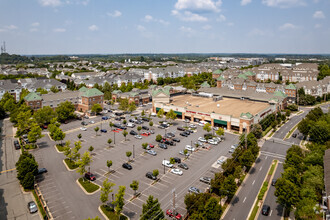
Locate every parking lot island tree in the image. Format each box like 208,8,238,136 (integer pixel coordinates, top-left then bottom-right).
94,126,99,136
107,138,112,148
184,149,189,158
128,102,137,113
27,124,44,147
166,109,177,124
141,110,145,116
203,123,212,135
88,146,94,154
122,130,128,141
215,127,225,138
52,127,66,145
33,106,57,126
152,169,159,179
140,195,164,220
130,180,139,196
100,179,115,205
156,134,162,142
77,133,82,141
109,122,114,130
170,157,175,164
106,160,112,172
76,151,92,180
126,151,132,162
91,103,102,115
114,185,126,215
137,126,142,134
142,143,148,150
157,108,165,119
16,151,38,189
149,121,153,127
118,99,129,111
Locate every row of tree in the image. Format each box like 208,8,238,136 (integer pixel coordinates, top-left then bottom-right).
16,151,39,189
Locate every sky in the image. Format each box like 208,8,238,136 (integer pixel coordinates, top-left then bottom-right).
0,0,329,55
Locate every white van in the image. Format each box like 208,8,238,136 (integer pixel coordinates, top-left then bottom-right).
127,123,135,128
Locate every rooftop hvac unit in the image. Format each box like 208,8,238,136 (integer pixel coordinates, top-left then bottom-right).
217,104,220,108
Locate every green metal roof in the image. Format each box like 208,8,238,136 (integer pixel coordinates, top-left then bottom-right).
152,89,170,97
149,85,157,89
200,81,211,88
82,88,104,97
240,112,253,119
244,71,256,76
213,69,223,74
238,74,248,79
24,92,42,101
273,91,287,98
216,75,225,81
79,86,88,92
112,90,121,94
285,84,296,90
129,92,139,97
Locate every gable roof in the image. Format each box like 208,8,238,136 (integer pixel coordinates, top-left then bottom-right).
79,86,88,92
213,69,223,74
285,84,296,90
152,88,170,97
24,92,42,101
216,75,225,81
273,91,287,98
200,81,211,88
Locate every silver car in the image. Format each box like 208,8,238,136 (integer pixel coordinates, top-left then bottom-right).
28,201,37,213
146,150,157,156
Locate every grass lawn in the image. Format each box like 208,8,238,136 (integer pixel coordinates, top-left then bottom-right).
78,178,100,193
56,144,66,152
100,205,127,220
32,190,47,219
64,159,79,170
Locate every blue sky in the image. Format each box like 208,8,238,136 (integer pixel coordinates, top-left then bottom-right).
0,0,329,55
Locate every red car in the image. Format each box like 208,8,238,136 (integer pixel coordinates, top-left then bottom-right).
85,172,96,181
166,209,182,220
148,144,154,148
142,132,151,136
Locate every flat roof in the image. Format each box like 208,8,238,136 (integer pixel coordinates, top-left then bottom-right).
170,94,270,118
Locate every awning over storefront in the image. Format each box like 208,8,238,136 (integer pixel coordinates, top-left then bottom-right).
174,111,182,116
214,119,227,126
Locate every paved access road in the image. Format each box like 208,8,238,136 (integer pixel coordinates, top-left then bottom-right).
0,119,40,220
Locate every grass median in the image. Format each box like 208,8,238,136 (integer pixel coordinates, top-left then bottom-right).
64,159,79,170
100,205,127,220
32,190,47,219
285,124,298,139
56,144,66,152
78,178,100,193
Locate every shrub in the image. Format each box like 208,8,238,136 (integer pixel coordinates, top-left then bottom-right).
78,178,100,193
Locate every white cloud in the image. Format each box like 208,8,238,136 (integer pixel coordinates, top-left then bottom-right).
202,25,212,30
172,10,208,22
31,22,40,27
30,28,38,32
174,0,222,12
279,23,298,30
314,24,322,28
53,28,66,32
313,11,325,19
180,26,194,33
262,0,306,8
88,25,98,31
144,15,153,22
5,25,18,30
216,14,226,22
137,25,146,32
107,10,122,17
158,19,170,26
241,0,252,6
39,0,62,7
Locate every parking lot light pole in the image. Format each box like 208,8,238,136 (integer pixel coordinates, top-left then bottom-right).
164,158,166,174
190,140,193,154
133,145,135,159
114,131,116,144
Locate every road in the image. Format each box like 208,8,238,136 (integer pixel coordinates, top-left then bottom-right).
0,119,40,220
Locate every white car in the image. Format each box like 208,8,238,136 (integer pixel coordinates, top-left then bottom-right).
189,124,197,128
208,139,218,145
151,113,157,117
89,120,95,124
135,135,142,139
198,137,207,142
217,159,225,165
185,145,196,152
231,144,238,149
170,168,183,176
80,127,87,131
162,160,173,168
127,123,135,128
179,150,190,156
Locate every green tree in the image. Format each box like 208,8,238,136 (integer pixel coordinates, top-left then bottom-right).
16,110,34,135
19,88,30,101
27,124,44,145
100,179,115,205
88,146,94,153
211,172,226,196
156,134,162,142
153,169,159,178
126,151,132,162
76,151,92,179
94,127,99,136
122,130,128,141
128,102,137,112
114,186,126,214
130,180,139,196
294,198,317,220
107,138,112,147
118,99,129,111
33,106,57,126
203,197,222,220
142,143,148,150
50,85,59,93
309,120,330,144
91,103,102,115
183,149,189,158
52,127,66,145
215,127,225,137
77,133,82,141
203,123,212,133
56,101,75,122
275,177,300,212
85,217,101,220
109,122,114,130
106,160,112,172
137,126,142,134
166,109,177,123
140,195,164,220
157,108,165,118
149,121,153,127
141,110,145,116
21,172,35,190
251,124,262,139
238,149,255,171
222,175,237,200
16,152,38,189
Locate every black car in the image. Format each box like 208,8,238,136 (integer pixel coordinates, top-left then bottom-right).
271,179,277,186
162,140,174,146
292,133,297,138
146,172,157,180
173,157,181,163
14,140,20,150
135,120,143,124
84,172,96,181
184,130,191,135
130,130,138,135
167,132,175,137
261,205,270,216
177,126,185,131
81,121,88,126
120,116,126,120
180,132,188,137
159,143,168,149
142,117,150,122
129,119,135,123
115,117,121,121
178,163,188,170
122,163,132,170
115,112,124,116
142,126,149,130
37,168,48,175
199,177,211,184
101,129,107,133
172,138,180,142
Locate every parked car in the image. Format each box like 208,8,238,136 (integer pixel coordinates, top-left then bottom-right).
170,168,183,176
198,137,207,142
122,163,132,170
89,120,95,124
102,116,109,120
188,187,200,194
231,144,238,149
159,143,168,149
148,144,154,148
84,172,96,181
135,135,142,139
80,127,87,131
167,132,175,137
127,123,135,128
189,124,197,128
27,201,38,213
146,172,157,180
142,131,151,136
173,157,181,163
208,139,218,145
229,148,235,153
261,205,270,216
81,121,88,126
115,117,121,121
217,159,225,165
179,150,190,157
100,129,107,133
177,126,185,131
172,138,180,142
162,160,173,168
129,130,138,135
146,150,157,156
162,140,174,146
150,130,155,134
272,179,277,186
200,177,211,184
142,117,150,122
14,140,20,150
37,168,48,175
180,132,188,137
185,145,195,152
158,125,165,129
292,133,297,138
166,209,182,220
178,163,189,170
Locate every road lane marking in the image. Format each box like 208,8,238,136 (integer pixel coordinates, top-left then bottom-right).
252,180,255,185
0,167,16,173
243,197,246,203
259,166,262,171
270,210,273,216
265,156,268,160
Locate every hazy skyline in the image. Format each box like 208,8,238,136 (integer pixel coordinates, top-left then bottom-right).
0,0,329,55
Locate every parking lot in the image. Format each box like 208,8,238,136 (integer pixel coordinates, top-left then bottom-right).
33,107,239,219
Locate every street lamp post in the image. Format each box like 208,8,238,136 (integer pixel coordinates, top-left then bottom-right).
190,140,193,154
114,131,116,144
133,145,135,159
164,158,166,174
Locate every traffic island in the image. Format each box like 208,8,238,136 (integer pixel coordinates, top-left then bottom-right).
55,144,66,153
63,159,78,171
129,192,141,201
77,178,100,195
99,205,128,220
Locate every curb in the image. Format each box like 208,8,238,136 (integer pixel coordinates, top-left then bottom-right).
54,144,63,153
98,206,109,220
62,160,77,172
76,179,100,195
